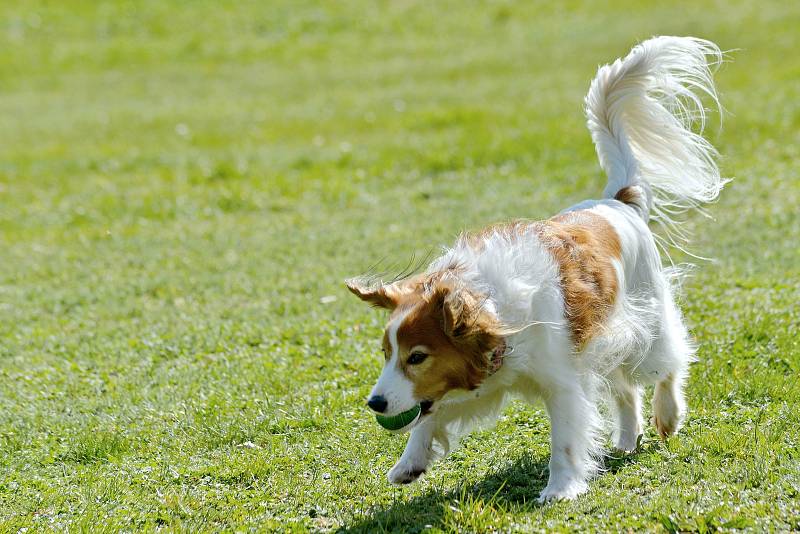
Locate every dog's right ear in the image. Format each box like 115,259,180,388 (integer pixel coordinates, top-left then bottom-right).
345,278,397,309
345,275,425,310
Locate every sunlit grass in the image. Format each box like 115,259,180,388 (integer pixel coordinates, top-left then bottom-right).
1,0,798,531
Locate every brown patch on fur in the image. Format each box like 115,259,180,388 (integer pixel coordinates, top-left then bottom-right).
455,210,622,348
345,274,427,309
614,185,639,206
386,276,506,401
614,185,649,219
538,210,622,348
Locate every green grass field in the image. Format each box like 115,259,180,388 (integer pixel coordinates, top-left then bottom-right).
1,0,799,531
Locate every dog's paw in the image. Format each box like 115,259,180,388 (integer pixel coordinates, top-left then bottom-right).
652,413,683,439
613,432,644,454
537,480,588,503
387,461,426,485
652,379,685,439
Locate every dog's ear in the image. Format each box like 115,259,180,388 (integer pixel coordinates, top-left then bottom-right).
345,278,397,309
433,282,504,355
345,275,425,310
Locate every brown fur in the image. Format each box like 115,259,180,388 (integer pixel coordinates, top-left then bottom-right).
459,210,622,348
539,210,622,347
373,276,506,400
345,274,427,309
614,185,640,206
614,184,649,218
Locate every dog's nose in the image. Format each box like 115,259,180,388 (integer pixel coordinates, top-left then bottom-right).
367,395,388,413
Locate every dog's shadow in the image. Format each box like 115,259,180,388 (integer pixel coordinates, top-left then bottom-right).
339,453,548,533
339,447,649,533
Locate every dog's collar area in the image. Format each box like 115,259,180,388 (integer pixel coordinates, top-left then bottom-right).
488,341,508,376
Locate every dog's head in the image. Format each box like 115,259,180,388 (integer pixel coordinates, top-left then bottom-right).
346,272,505,427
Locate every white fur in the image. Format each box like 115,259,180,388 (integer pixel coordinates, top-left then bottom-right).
372,306,417,416
380,36,724,501
584,35,727,252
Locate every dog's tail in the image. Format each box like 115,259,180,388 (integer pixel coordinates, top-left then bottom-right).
585,36,727,251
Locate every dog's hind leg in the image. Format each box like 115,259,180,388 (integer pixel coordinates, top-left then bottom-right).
653,371,686,439
608,368,643,452
638,291,694,439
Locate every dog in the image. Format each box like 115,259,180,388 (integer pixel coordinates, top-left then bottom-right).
346,36,726,502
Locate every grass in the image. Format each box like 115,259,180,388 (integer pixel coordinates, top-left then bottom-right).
1,0,799,531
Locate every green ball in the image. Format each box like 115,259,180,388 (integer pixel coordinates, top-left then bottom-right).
375,404,421,431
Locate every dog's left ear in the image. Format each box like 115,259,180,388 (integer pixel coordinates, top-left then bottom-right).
345,275,425,310
435,283,505,355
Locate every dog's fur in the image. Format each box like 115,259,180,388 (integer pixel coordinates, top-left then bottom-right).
346,36,726,501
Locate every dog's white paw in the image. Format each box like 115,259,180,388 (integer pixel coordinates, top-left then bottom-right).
387,461,427,485
613,432,643,454
537,479,588,503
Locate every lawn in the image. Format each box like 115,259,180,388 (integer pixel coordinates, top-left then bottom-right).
1,0,799,531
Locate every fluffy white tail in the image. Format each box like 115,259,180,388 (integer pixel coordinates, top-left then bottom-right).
585,36,726,249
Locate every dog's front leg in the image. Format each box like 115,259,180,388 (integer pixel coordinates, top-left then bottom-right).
538,387,601,502
387,417,435,484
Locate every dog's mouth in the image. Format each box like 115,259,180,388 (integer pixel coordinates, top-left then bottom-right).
420,400,434,416
374,400,435,433
400,400,434,433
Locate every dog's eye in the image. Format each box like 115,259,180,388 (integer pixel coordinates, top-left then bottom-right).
407,352,428,365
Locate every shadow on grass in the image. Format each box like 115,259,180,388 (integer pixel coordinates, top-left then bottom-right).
340,452,550,533
340,445,654,533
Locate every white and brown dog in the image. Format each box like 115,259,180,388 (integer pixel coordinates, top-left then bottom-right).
346,36,726,501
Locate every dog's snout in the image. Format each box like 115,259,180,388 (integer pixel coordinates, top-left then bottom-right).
367,395,388,413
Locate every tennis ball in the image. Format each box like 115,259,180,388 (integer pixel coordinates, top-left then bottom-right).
375,404,421,431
